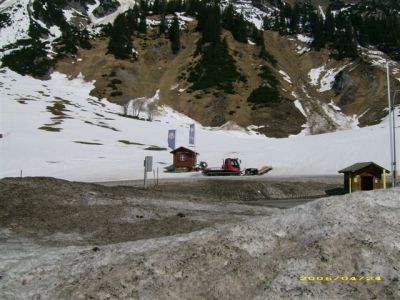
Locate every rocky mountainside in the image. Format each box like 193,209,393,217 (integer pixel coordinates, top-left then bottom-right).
1,0,399,137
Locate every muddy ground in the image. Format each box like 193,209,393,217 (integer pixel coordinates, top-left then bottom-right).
0,177,399,299
0,176,341,246
99,175,345,201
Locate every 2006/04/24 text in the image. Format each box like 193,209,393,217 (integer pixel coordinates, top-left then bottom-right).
300,276,382,281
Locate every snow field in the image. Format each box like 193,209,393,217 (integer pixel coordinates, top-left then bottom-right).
1,68,399,182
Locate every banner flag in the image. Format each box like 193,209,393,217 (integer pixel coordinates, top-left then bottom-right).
168,129,176,149
189,124,195,145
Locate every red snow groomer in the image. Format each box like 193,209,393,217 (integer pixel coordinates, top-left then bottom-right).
202,158,241,176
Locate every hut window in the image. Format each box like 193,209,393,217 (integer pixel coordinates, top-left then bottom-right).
179,154,186,161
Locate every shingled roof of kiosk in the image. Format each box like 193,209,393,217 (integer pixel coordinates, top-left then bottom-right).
339,162,390,174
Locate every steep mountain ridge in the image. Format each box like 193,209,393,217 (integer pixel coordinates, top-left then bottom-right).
1,0,399,137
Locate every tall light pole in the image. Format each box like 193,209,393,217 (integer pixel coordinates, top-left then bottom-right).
386,62,396,187
392,89,399,187
387,62,398,188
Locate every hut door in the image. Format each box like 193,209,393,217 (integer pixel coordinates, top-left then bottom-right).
361,176,373,191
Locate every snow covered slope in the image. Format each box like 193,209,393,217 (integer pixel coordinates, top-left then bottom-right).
1,0,399,138
1,68,399,181
0,0,31,50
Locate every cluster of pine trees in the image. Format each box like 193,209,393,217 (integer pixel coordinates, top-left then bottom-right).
105,1,185,59
105,0,271,92
187,1,243,93
0,12,11,28
105,0,268,57
106,13,135,60
265,0,400,60
1,0,94,76
187,0,277,93
186,1,280,106
248,65,281,107
31,0,93,54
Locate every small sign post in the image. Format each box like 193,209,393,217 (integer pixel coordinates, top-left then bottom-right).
144,156,153,189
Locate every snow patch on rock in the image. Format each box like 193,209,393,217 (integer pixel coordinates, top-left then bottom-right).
294,100,307,117
309,65,349,93
297,34,313,44
318,65,348,92
321,102,359,130
221,0,269,30
296,45,310,55
279,70,292,84
309,66,325,86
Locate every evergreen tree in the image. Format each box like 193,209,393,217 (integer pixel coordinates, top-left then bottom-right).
382,15,400,55
138,14,147,33
188,38,243,93
258,30,267,58
307,10,319,35
257,30,277,66
350,14,362,43
222,4,235,31
231,14,248,43
32,0,66,27
248,65,280,107
159,14,167,35
221,4,249,43
28,20,49,40
344,22,358,59
184,0,200,16
152,0,160,14
107,13,133,59
324,8,335,43
356,18,369,47
60,27,78,54
139,0,150,13
126,6,139,32
329,0,346,10
159,0,167,14
277,5,287,34
289,2,300,34
251,27,262,45
166,0,183,14
2,41,53,77
0,12,11,29
311,15,325,50
334,19,358,59
169,15,181,54
198,1,221,43
263,12,276,31
78,29,92,50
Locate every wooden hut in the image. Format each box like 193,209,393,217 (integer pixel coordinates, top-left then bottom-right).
338,162,389,193
170,146,198,171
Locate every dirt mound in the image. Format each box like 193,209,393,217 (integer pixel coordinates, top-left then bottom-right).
0,177,398,299
0,177,277,246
